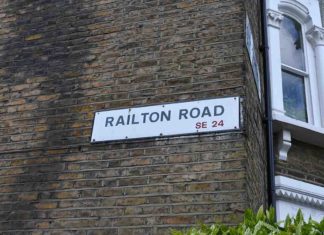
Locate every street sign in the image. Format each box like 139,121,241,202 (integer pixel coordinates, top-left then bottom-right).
91,97,240,142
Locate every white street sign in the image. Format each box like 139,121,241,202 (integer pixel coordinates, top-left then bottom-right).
91,97,240,142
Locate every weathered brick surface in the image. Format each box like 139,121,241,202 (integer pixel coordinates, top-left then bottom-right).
0,0,245,152
0,135,248,233
243,0,268,211
276,139,324,186
0,0,266,234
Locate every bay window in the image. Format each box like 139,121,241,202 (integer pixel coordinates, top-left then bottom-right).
267,0,324,222
267,0,324,149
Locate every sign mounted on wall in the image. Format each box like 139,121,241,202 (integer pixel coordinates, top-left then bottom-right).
91,97,240,143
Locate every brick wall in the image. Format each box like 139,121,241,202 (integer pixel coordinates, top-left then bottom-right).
0,0,266,234
276,139,324,186
0,135,248,234
0,0,246,152
243,0,268,211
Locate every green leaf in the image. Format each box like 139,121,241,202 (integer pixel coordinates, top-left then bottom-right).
171,229,185,235
244,209,256,228
318,219,324,232
266,207,276,225
256,206,265,222
169,206,324,235
244,228,253,235
283,214,292,230
295,209,304,226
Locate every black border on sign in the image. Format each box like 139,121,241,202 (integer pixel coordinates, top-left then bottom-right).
90,96,242,144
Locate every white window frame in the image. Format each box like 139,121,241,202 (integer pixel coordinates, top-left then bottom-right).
280,13,312,123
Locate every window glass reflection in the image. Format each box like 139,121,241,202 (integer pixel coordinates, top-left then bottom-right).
280,15,305,71
282,70,307,122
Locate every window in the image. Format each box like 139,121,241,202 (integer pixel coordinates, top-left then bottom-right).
282,71,307,122
280,15,308,122
267,0,324,140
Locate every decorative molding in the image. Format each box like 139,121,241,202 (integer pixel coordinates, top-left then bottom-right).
267,9,283,28
307,26,324,46
276,190,324,208
278,0,311,23
278,129,291,161
275,176,324,210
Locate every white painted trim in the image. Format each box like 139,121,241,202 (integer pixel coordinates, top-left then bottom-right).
266,10,285,116
272,113,324,148
278,0,312,27
278,129,291,161
275,176,324,204
276,200,324,222
307,26,324,128
307,26,324,46
267,9,284,28
275,176,324,222
273,107,324,134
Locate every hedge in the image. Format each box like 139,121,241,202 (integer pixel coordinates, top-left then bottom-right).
171,206,324,235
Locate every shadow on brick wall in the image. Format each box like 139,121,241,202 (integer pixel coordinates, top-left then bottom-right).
0,0,95,233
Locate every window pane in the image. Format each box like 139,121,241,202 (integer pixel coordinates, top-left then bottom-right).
280,15,305,71
282,70,307,122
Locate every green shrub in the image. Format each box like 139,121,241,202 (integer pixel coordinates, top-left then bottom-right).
171,206,324,235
